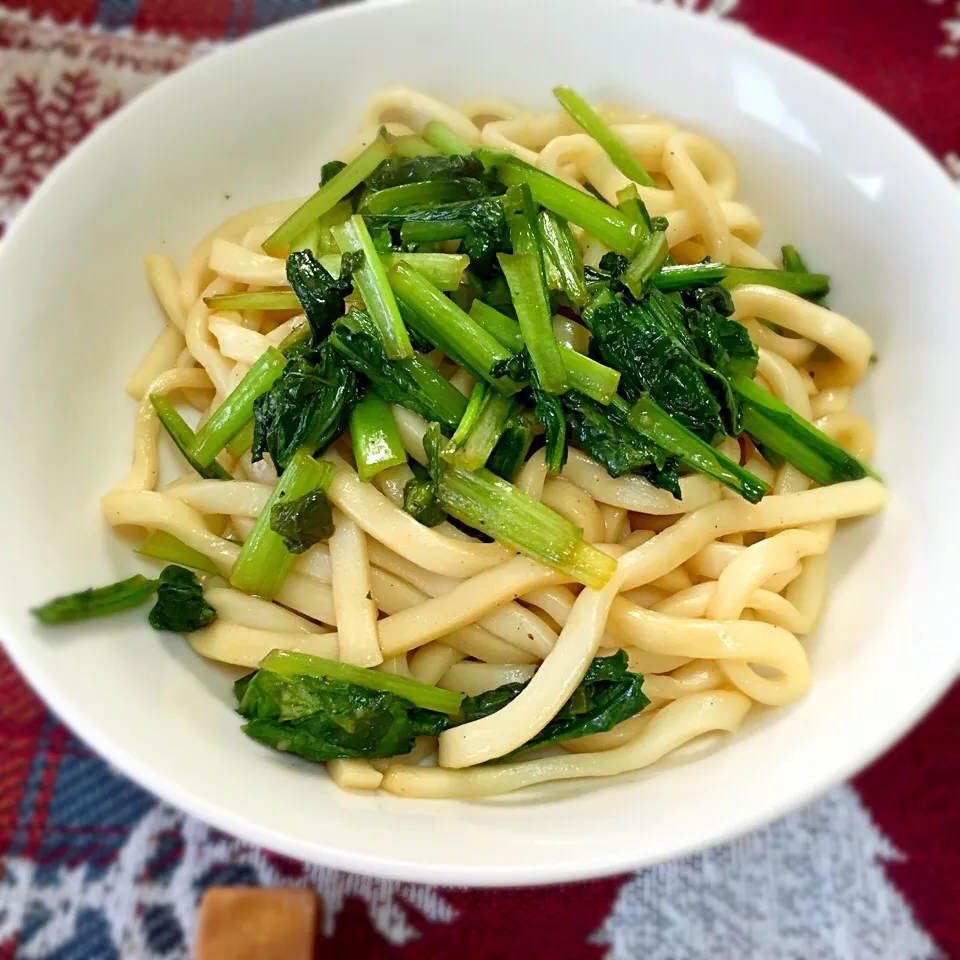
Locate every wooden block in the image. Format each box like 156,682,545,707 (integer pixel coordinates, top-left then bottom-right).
195,887,318,960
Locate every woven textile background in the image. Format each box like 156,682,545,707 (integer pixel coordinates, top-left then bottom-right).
0,1,958,957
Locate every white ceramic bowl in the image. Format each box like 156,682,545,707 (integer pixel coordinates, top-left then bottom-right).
1,0,958,887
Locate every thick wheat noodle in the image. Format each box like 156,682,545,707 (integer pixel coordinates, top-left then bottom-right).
179,199,301,314
209,239,288,287
409,643,463,686
541,476,606,544
733,286,873,387
328,510,383,667
515,447,548,499
363,87,482,144
810,387,851,418
367,541,558,656
384,691,752,798
188,621,338,668
114,368,214,493
640,660,726,701
664,201,763,250
126,327,187,401
561,449,722,514
204,587,323,634
816,411,875,461
327,759,384,792
757,348,813,418
366,567,535,664
440,661,538,697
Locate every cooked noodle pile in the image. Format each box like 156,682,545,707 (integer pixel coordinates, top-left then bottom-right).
101,88,886,798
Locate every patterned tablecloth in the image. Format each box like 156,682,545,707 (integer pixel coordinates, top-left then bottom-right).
0,2,958,957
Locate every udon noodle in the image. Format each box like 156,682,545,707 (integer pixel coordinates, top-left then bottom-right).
102,87,886,798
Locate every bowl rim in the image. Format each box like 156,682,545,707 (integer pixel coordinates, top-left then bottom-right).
2,0,959,887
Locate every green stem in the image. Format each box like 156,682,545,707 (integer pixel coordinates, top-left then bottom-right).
553,85,657,187
260,649,464,713
350,388,408,482
624,395,770,503
619,232,669,300
388,262,520,395
229,448,334,598
362,179,484,214
486,153,640,255
445,384,517,471
136,531,218,575
190,347,287,467
31,575,158,623
422,120,472,156
205,291,302,312
333,215,413,360
262,137,391,257
436,465,617,588
225,419,256,459
539,210,589,307
498,252,568,394
653,263,830,300
392,135,436,158
732,376,875,486
151,396,232,480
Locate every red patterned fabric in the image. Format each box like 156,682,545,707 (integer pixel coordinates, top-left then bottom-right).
0,3,957,958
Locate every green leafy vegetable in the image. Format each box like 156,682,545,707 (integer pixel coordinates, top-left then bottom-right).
269,488,335,554
190,347,288,467
444,382,517,471
285,250,357,343
422,120,473,156
148,565,216,633
366,154,485,191
252,343,358,471
653,262,830,301
235,650,647,764
539,210,589,308
486,409,536,482
262,137,391,257
732,376,874,486
361,178,486,215
230,449,335,598
333,215,413,360
136,531,218,575
31,574,158,623
204,290,302,312
150,396,232,480
331,308,468,432
402,422,447,526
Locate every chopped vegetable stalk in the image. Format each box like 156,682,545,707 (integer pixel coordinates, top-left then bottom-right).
225,419,256,459
191,347,287,466
653,263,830,300
31,575,158,623
486,152,641,255
204,291,302,312
422,120,473,156
445,383,517,471
624,395,769,503
361,179,485,214
136,531,218,575
392,135,435,158
333,216,413,360
331,309,467,432
619,232,669,300
498,253,568,394
539,210,589,307
388,262,521,395
616,184,657,235
150,396,232,480
350,388,408,481
553,86,657,188
470,300,619,403
732,376,874,486
229,448,334,598
260,649,465,714
436,463,617,587
262,137,391,257
781,244,809,273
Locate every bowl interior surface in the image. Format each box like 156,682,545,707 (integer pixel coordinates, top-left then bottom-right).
0,0,957,885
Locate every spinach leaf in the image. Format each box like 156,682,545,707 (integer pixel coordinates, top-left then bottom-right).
234,650,648,764
148,565,216,633
236,670,448,762
486,409,535,482
270,488,334,554
285,250,357,343
402,423,447,526
562,390,680,495
684,308,758,381
252,342,359,471
583,287,725,443
366,154,485,191
330,309,467,432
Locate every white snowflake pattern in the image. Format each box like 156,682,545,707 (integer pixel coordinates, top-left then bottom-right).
644,0,739,14
927,0,960,56
0,805,457,959
946,151,960,182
